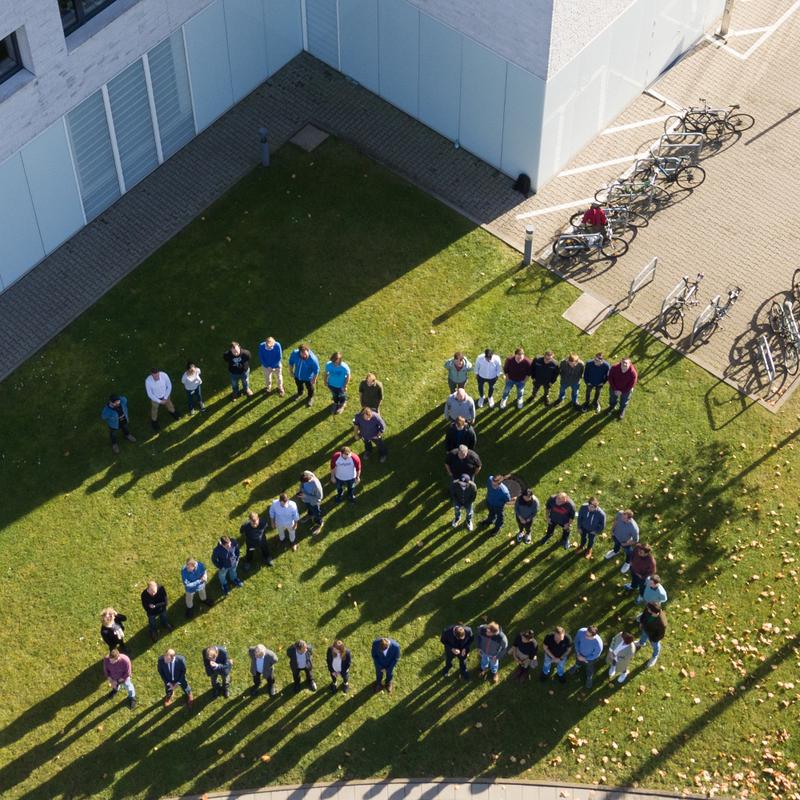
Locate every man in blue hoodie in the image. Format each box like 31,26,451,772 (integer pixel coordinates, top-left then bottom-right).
371,636,401,694
582,352,611,413
288,344,320,407
577,496,606,558
258,336,284,396
101,395,136,454
569,625,604,688
211,536,242,595
483,474,512,535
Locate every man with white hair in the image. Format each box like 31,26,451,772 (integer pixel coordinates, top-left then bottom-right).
299,470,324,534
248,643,278,696
444,386,476,424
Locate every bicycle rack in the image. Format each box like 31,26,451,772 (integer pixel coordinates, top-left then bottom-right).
628,257,658,305
657,132,704,163
659,276,689,327
784,301,800,347
758,333,776,384
690,295,721,347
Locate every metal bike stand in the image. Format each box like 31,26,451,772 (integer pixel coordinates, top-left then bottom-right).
690,295,721,347
627,257,658,305
757,333,776,384
659,276,689,328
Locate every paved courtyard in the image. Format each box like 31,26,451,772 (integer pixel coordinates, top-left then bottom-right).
0,0,797,414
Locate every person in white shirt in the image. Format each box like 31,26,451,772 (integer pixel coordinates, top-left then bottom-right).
287,640,317,693
248,643,278,697
606,631,637,684
474,348,503,408
326,639,352,693
330,446,362,503
269,492,300,551
145,368,180,431
181,361,206,414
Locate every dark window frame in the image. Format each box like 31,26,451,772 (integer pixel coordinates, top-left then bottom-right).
0,31,23,85
60,0,120,37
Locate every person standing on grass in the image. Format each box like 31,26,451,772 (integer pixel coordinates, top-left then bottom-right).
608,357,638,419
509,630,538,682
555,353,585,408
582,352,611,412
258,336,285,396
140,580,173,642
625,543,656,594
440,623,473,680
514,488,540,544
540,626,573,684
325,351,351,415
484,474,512,535
100,608,127,653
500,347,532,410
248,643,278,697
101,394,136,454
540,492,577,549
103,648,137,710
444,351,473,392
240,510,275,569
636,574,668,606
450,473,477,531
145,368,180,431
203,645,233,698
330,446,362,503
475,348,502,408
577,496,606,559
606,632,637,684
604,509,640,573
327,639,352,693
181,361,206,414
223,341,253,400
445,444,482,481
269,492,301,551
359,372,384,412
529,351,560,406
212,535,243,594
288,640,317,693
444,386,476,425
299,470,324,535
444,415,476,452
638,602,667,667
181,557,213,618
476,621,508,684
288,343,320,407
371,636,401,694
353,406,388,462
569,625,603,688
158,648,193,707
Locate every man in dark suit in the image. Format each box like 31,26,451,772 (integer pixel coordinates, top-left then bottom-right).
440,623,473,680
157,648,193,707
371,636,401,694
203,645,233,698
287,640,317,693
326,640,352,693
248,644,278,697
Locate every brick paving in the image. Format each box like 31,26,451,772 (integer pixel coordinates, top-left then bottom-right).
1,0,796,413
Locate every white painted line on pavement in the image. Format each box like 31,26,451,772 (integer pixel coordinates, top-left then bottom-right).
602,115,671,135
643,89,683,110
707,0,800,60
728,25,771,36
558,154,639,177
704,33,746,59
515,197,595,221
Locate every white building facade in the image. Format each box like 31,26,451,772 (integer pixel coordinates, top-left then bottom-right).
0,0,724,293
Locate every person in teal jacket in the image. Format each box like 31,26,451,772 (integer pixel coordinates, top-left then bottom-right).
288,344,320,407
100,395,136,454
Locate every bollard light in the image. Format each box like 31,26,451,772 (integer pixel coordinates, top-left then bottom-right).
523,225,534,266
259,126,270,167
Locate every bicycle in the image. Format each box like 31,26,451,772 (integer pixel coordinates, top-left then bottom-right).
568,205,644,233
631,155,706,189
594,178,670,213
664,99,754,143
661,273,704,338
691,285,742,346
769,300,800,375
792,267,800,309
552,222,628,260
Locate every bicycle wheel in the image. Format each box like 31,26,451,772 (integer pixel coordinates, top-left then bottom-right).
675,164,706,189
663,115,686,140
792,267,800,305
601,237,628,258
704,119,727,141
662,305,684,339
693,319,718,346
631,159,655,181
553,237,582,259
726,113,754,133
769,302,783,334
782,339,800,376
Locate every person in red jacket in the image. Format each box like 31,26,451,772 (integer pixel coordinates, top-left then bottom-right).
607,357,638,419
581,203,607,238
625,543,656,594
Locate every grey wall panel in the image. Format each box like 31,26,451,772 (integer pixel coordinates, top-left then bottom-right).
306,0,340,69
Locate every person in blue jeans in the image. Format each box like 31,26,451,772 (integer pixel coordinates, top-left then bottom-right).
371,636,401,693
582,352,611,412
483,474,512,534
499,348,532,409
325,351,351,415
476,622,508,684
181,362,206,414
223,342,252,400
638,602,667,667
555,353,585,407
140,581,173,642
288,344,320,407
211,535,242,595
540,627,573,684
577,496,606,558
569,625,604,688
449,474,477,531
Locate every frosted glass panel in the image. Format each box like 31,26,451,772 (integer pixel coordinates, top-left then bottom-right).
339,0,379,93
264,0,303,75
378,0,419,117
224,0,269,100
306,0,339,69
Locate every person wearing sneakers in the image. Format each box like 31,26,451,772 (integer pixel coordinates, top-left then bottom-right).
444,351,473,392
484,474,512,535
330,446,362,503
299,470,324,534
269,493,301,551
353,406,388,461
606,632,637,684
540,626,573,684
608,357,638,419
157,648,193,707
327,639,352,693
140,580,173,642
103,648,137,710
604,509,640,573
203,645,233,698
577,496,606,558
240,510,275,569
212,535,243,594
570,625,604,688
450,473,477,531
145,368,180,431
529,351,560,406
582,352,611,412
636,574,668,606
248,643,278,696
325,351,351,415
287,640,317,693
509,630,538,682
500,347,532,409
181,557,214,619
476,621,508,684
181,361,206,414
371,636,401,694
444,386,476,424
440,623,473,680
514,488,540,544
444,415,477,452
223,341,253,400
554,353,585,408
288,344,320,407
475,348,503,408
101,394,137,454
625,543,656,594
258,336,284,396
638,602,667,666
540,492,577,549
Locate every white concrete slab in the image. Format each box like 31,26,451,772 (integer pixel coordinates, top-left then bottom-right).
562,293,615,334
290,124,330,152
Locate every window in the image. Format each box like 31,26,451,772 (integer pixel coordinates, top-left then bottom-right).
0,32,22,84
59,0,120,36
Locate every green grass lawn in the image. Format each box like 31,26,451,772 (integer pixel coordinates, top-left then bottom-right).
1,138,799,800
